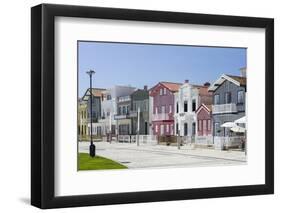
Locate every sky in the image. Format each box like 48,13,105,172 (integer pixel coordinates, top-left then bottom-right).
78,41,246,98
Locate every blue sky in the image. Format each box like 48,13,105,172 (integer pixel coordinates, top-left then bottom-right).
78,41,246,97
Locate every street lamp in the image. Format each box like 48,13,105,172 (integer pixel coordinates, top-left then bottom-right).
87,69,96,157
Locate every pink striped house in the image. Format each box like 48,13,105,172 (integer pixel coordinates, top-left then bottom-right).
149,82,182,136
196,104,212,136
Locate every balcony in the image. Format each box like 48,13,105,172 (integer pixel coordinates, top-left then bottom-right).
152,113,170,121
128,111,138,118
114,113,130,120
212,103,237,114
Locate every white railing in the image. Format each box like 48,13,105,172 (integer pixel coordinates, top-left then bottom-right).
212,103,237,114
152,113,170,121
214,136,245,150
118,135,157,144
195,136,213,145
117,135,131,143
129,111,137,118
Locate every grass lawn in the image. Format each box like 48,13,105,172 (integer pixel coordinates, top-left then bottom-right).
78,153,127,170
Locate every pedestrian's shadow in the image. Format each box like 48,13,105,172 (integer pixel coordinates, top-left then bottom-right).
19,197,30,205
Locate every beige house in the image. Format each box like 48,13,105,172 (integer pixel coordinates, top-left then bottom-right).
78,99,89,141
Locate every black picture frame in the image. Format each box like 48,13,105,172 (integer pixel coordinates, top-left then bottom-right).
31,3,274,209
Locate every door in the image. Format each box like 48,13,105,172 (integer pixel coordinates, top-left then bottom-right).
144,122,148,135
160,124,164,135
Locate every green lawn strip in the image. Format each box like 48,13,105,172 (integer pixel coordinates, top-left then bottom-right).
78,153,127,170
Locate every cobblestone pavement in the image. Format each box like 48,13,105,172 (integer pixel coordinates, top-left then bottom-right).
79,141,247,169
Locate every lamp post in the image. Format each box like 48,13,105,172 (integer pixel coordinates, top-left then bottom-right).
87,69,96,157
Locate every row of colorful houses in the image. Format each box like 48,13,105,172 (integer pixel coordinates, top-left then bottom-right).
78,68,246,149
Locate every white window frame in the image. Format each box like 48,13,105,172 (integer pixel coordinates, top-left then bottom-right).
160,88,163,95
161,105,166,114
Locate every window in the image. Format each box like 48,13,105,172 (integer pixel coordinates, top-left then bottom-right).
184,100,188,112
166,124,169,132
198,120,202,131
203,120,207,130
171,124,174,135
126,105,130,114
225,92,232,104
160,125,164,135
160,88,163,95
176,123,179,135
163,88,167,95
192,99,196,112
118,106,121,115
169,105,172,113
238,90,244,104
122,106,126,115
161,106,165,114
155,107,158,114
214,122,220,136
192,122,196,135
143,102,147,111
176,102,179,113
184,123,188,136
214,94,220,105
107,94,111,100
155,125,158,133
207,120,211,131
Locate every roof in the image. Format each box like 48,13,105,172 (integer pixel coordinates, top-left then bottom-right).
160,82,182,92
208,74,246,91
195,103,212,113
197,86,212,96
82,88,106,101
149,82,182,94
225,75,247,86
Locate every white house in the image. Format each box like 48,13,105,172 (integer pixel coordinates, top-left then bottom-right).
174,80,212,142
90,85,136,137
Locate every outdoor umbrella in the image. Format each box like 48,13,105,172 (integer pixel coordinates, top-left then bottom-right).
221,122,236,128
230,125,246,133
234,116,246,124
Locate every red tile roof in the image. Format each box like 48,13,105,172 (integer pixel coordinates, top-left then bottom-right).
160,82,182,92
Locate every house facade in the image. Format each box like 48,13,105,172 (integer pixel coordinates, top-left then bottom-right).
91,85,136,137
82,88,105,123
130,86,150,135
174,80,212,142
78,99,88,141
115,95,132,135
195,104,213,145
149,82,182,136
208,74,246,149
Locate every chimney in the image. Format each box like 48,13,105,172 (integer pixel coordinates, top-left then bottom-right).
240,67,246,77
184,79,189,83
204,82,210,87
144,85,148,91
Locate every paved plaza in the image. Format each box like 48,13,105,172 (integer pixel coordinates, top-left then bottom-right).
79,141,247,169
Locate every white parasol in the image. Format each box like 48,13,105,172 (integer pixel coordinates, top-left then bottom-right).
221,122,236,128
231,125,246,133
234,116,246,124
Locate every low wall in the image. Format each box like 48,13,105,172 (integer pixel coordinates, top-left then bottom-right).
214,136,245,150
118,135,157,145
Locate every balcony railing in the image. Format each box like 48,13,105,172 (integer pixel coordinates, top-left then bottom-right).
114,113,130,120
128,111,138,118
212,103,237,114
152,113,170,121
